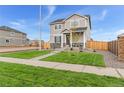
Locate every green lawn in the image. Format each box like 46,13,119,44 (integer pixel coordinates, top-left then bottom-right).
0,61,124,87
0,50,51,59
42,51,105,67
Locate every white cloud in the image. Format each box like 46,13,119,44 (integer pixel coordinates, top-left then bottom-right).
47,5,56,16
42,5,56,24
10,21,24,26
9,20,26,29
92,28,117,41
93,32,116,41
115,29,124,35
92,9,108,21
91,28,103,34
92,28,124,41
98,10,108,20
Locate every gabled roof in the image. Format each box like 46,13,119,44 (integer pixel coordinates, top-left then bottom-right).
50,19,65,25
64,14,88,21
0,26,26,35
65,14,91,29
50,14,91,29
61,29,70,33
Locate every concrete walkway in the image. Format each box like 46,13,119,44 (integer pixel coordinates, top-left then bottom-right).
31,48,65,60
31,51,61,60
0,56,124,78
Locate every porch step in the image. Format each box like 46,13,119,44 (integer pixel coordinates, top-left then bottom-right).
64,45,70,51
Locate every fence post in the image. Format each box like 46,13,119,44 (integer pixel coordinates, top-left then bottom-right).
118,35,124,61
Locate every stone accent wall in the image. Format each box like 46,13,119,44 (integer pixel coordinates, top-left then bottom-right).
118,36,124,61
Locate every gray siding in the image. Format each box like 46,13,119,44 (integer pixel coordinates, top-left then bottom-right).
0,30,29,46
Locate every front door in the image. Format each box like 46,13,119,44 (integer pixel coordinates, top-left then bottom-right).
66,35,70,45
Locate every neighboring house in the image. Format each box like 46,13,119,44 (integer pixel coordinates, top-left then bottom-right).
0,26,29,46
50,14,91,49
118,33,124,38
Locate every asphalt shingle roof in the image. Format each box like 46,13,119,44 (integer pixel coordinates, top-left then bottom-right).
50,19,65,24
0,26,26,35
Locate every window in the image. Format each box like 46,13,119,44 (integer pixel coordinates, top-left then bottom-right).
10,32,15,36
55,25,57,29
55,36,61,43
55,24,62,30
71,20,79,27
6,39,9,43
82,19,86,27
59,25,61,29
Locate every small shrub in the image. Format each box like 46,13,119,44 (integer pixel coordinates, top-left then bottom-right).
70,48,73,51
93,49,96,52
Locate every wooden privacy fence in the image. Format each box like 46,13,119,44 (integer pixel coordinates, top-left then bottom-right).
87,40,118,54
108,40,118,56
86,40,108,51
43,42,50,49
118,36,124,61
30,40,50,49
87,36,124,61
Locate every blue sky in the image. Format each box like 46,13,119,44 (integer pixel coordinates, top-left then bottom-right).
0,5,124,41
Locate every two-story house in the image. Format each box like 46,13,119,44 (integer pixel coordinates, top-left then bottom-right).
50,14,91,49
0,26,29,46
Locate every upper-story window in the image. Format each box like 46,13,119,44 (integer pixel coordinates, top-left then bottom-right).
82,19,86,27
10,32,15,36
55,24,62,30
55,25,57,29
59,25,61,29
70,20,79,27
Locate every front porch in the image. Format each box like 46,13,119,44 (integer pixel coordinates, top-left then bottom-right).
61,29,86,50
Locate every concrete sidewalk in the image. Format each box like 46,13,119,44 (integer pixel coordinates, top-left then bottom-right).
0,57,124,78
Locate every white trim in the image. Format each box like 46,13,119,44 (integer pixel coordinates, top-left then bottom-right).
70,32,72,48
61,34,63,48
64,14,88,22
64,34,66,44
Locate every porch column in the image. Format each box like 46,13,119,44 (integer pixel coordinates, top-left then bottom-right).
61,34,63,48
64,34,66,44
83,32,86,49
70,31,72,48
